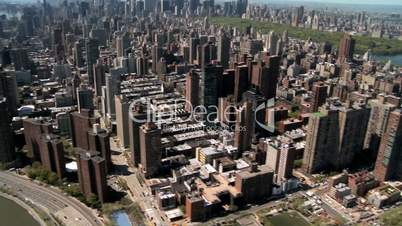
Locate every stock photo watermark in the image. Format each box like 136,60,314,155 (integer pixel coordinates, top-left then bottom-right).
128,98,276,133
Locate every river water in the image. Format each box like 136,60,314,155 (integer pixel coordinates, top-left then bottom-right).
375,54,402,66
112,210,133,226
0,195,40,226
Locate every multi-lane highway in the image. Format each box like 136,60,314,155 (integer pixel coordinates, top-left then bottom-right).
0,171,103,226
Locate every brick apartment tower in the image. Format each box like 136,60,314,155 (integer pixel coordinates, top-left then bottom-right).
23,118,53,161
217,32,230,69
0,71,18,116
261,56,280,100
115,94,131,148
234,64,249,102
93,60,106,97
185,194,206,222
0,97,15,162
277,143,296,183
70,109,97,150
303,103,370,174
129,102,148,167
374,109,402,182
338,33,355,63
185,70,200,112
39,134,65,178
139,122,161,178
76,148,107,203
221,69,235,97
311,82,328,112
235,164,274,203
364,95,396,159
88,124,112,173
234,101,254,154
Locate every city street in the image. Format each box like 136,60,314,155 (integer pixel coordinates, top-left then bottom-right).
0,172,103,226
198,192,304,225
110,138,167,226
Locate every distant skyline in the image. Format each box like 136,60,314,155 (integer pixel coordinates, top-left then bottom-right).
2,0,402,7
256,0,402,6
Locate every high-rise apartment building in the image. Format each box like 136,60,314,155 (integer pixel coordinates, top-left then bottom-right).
202,64,223,117
74,39,85,67
89,28,107,47
39,134,65,178
303,102,370,173
70,109,98,150
235,164,274,203
185,69,200,112
374,109,402,182
0,98,15,163
105,69,122,120
266,31,278,55
261,55,280,100
338,33,355,63
77,84,94,112
88,124,112,172
0,71,18,116
85,38,100,85
23,118,53,162
292,6,304,27
234,101,253,153
217,32,230,68
266,137,296,183
76,148,108,203
129,102,148,166
189,37,200,64
115,95,131,148
10,48,30,71
52,27,64,62
139,122,161,178
234,64,249,102
93,60,107,97
185,194,206,222
152,45,163,73
364,95,396,158
116,32,130,57
311,82,328,112
199,42,217,68
250,56,280,100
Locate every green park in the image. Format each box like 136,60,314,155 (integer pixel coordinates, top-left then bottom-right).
210,17,402,55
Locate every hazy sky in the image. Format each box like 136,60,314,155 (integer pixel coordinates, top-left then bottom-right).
271,0,402,6
3,0,402,6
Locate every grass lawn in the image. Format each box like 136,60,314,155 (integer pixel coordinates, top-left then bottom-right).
263,211,311,226
381,205,402,226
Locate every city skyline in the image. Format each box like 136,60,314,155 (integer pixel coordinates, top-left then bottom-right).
2,0,402,6
265,0,402,6
0,0,402,225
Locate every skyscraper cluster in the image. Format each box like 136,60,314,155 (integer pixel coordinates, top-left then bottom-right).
0,0,401,224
